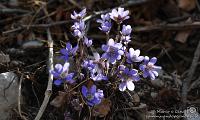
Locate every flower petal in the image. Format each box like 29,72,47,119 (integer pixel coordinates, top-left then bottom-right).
81,86,88,97
129,48,135,57
51,70,60,78
152,70,158,77
63,62,70,72
54,64,63,73
143,70,148,78
139,64,146,71
60,49,68,55
90,85,96,94
150,57,157,64
93,52,100,61
66,42,72,50
66,73,74,81
126,81,135,91
135,49,140,57
135,56,144,62
119,82,127,91
152,65,162,70
129,69,138,75
54,79,62,86
102,45,109,51
108,39,115,46
122,10,129,17
114,43,122,49
149,71,155,80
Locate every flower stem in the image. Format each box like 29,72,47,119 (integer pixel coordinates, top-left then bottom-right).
68,79,88,93
106,32,110,42
116,23,121,42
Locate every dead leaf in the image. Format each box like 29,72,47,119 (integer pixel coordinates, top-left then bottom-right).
132,93,140,104
0,53,10,63
92,98,112,117
175,30,191,43
178,0,196,11
50,91,68,108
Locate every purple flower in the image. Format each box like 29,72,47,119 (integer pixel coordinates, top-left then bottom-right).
97,13,112,33
83,53,107,81
60,42,78,61
84,37,93,47
101,39,124,64
81,85,104,106
118,66,139,91
109,7,129,23
126,48,144,63
97,13,110,24
51,62,75,85
121,35,131,44
71,8,86,20
139,56,162,80
71,21,86,38
99,21,112,33
82,60,95,71
121,25,132,36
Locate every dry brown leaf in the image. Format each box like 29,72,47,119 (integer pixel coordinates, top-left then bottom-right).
178,0,196,11
92,98,112,117
0,53,10,63
50,91,68,108
175,30,191,43
132,93,140,104
175,18,192,43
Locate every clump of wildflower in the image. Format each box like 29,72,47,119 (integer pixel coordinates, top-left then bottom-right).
60,42,78,61
97,13,112,33
109,7,129,23
84,37,93,47
81,85,104,106
71,8,86,21
101,39,124,64
126,48,144,63
121,25,132,36
139,56,162,80
71,21,86,38
120,25,132,44
82,53,107,81
118,65,139,91
51,62,75,85
97,13,110,23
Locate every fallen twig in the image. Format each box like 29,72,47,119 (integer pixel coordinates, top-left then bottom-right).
2,0,151,35
134,22,200,32
34,28,54,120
0,8,30,14
18,74,28,120
181,39,200,106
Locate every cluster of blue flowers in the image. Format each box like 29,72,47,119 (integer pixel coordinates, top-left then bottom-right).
51,7,162,107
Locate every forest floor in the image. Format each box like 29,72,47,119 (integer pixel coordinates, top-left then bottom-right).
0,0,200,120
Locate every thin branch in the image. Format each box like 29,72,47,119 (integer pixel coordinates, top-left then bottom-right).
0,8,30,14
2,0,151,35
134,22,200,32
18,74,28,120
181,39,200,106
34,28,54,120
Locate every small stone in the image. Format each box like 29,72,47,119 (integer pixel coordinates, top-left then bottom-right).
0,53,10,63
0,72,18,120
151,79,164,87
151,92,158,98
22,40,43,49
